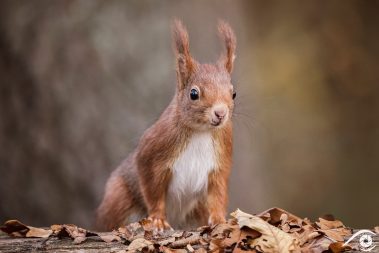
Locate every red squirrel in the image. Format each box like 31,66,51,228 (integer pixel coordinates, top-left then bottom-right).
97,19,236,231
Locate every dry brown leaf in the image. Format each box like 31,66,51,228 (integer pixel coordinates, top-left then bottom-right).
128,237,154,252
233,248,258,253
0,208,366,253
160,246,187,253
65,224,86,236
209,239,222,252
232,209,300,253
320,229,350,242
292,224,321,247
170,235,201,248
235,227,261,251
155,230,184,246
73,236,86,244
329,241,352,253
301,235,334,253
194,248,207,253
258,207,304,227
197,225,212,236
210,223,240,249
315,218,351,242
0,220,52,238
0,220,29,237
282,223,291,233
186,244,195,252
126,221,145,237
172,231,184,238
258,207,310,237
117,226,133,240
157,236,176,246
223,228,241,248
50,224,88,244
99,233,122,243
316,218,344,230
211,223,231,238
199,238,209,246
26,227,52,238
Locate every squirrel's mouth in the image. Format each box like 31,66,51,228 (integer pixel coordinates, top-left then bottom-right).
210,119,224,127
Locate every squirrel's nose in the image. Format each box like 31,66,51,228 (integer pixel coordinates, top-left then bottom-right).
214,106,227,120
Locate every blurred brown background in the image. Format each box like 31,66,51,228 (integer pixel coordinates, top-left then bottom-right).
0,0,378,229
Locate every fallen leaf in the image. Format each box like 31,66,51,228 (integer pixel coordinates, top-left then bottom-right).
128,237,154,252
282,223,291,233
160,246,187,253
316,218,344,230
51,224,88,244
158,236,176,246
292,225,321,246
99,233,121,243
329,241,352,253
0,208,368,253
186,244,195,252
320,229,350,242
26,227,52,238
73,236,86,244
233,247,258,253
194,248,207,253
197,226,212,236
232,209,300,253
208,238,222,252
211,223,241,249
301,235,334,253
117,226,132,240
0,220,52,238
170,235,201,248
235,227,261,251
258,207,305,227
126,221,145,237
315,218,352,242
172,231,184,238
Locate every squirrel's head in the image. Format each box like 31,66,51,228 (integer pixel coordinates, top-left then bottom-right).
172,19,237,131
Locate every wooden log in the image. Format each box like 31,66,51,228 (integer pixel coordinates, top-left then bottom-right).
1,222,378,253
1,231,379,253
0,233,128,253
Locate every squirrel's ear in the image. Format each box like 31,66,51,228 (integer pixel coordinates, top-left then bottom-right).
218,20,236,74
172,19,195,89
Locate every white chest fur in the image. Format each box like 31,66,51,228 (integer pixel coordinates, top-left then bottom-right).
167,131,216,226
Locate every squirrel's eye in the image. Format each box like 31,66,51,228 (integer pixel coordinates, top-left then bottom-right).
232,91,236,100
190,89,199,100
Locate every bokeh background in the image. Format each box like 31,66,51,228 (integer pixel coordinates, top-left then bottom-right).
1,0,378,229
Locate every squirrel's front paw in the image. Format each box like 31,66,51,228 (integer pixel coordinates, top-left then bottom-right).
147,216,173,232
208,213,226,226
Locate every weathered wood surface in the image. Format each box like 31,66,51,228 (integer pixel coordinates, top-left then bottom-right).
342,230,379,253
0,232,128,253
1,231,378,253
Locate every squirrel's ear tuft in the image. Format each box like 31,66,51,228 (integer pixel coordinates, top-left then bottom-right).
172,19,195,89
218,20,236,74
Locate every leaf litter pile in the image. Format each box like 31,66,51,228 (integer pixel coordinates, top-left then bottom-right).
1,208,378,253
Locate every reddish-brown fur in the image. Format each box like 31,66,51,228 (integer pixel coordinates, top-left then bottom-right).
97,19,237,231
